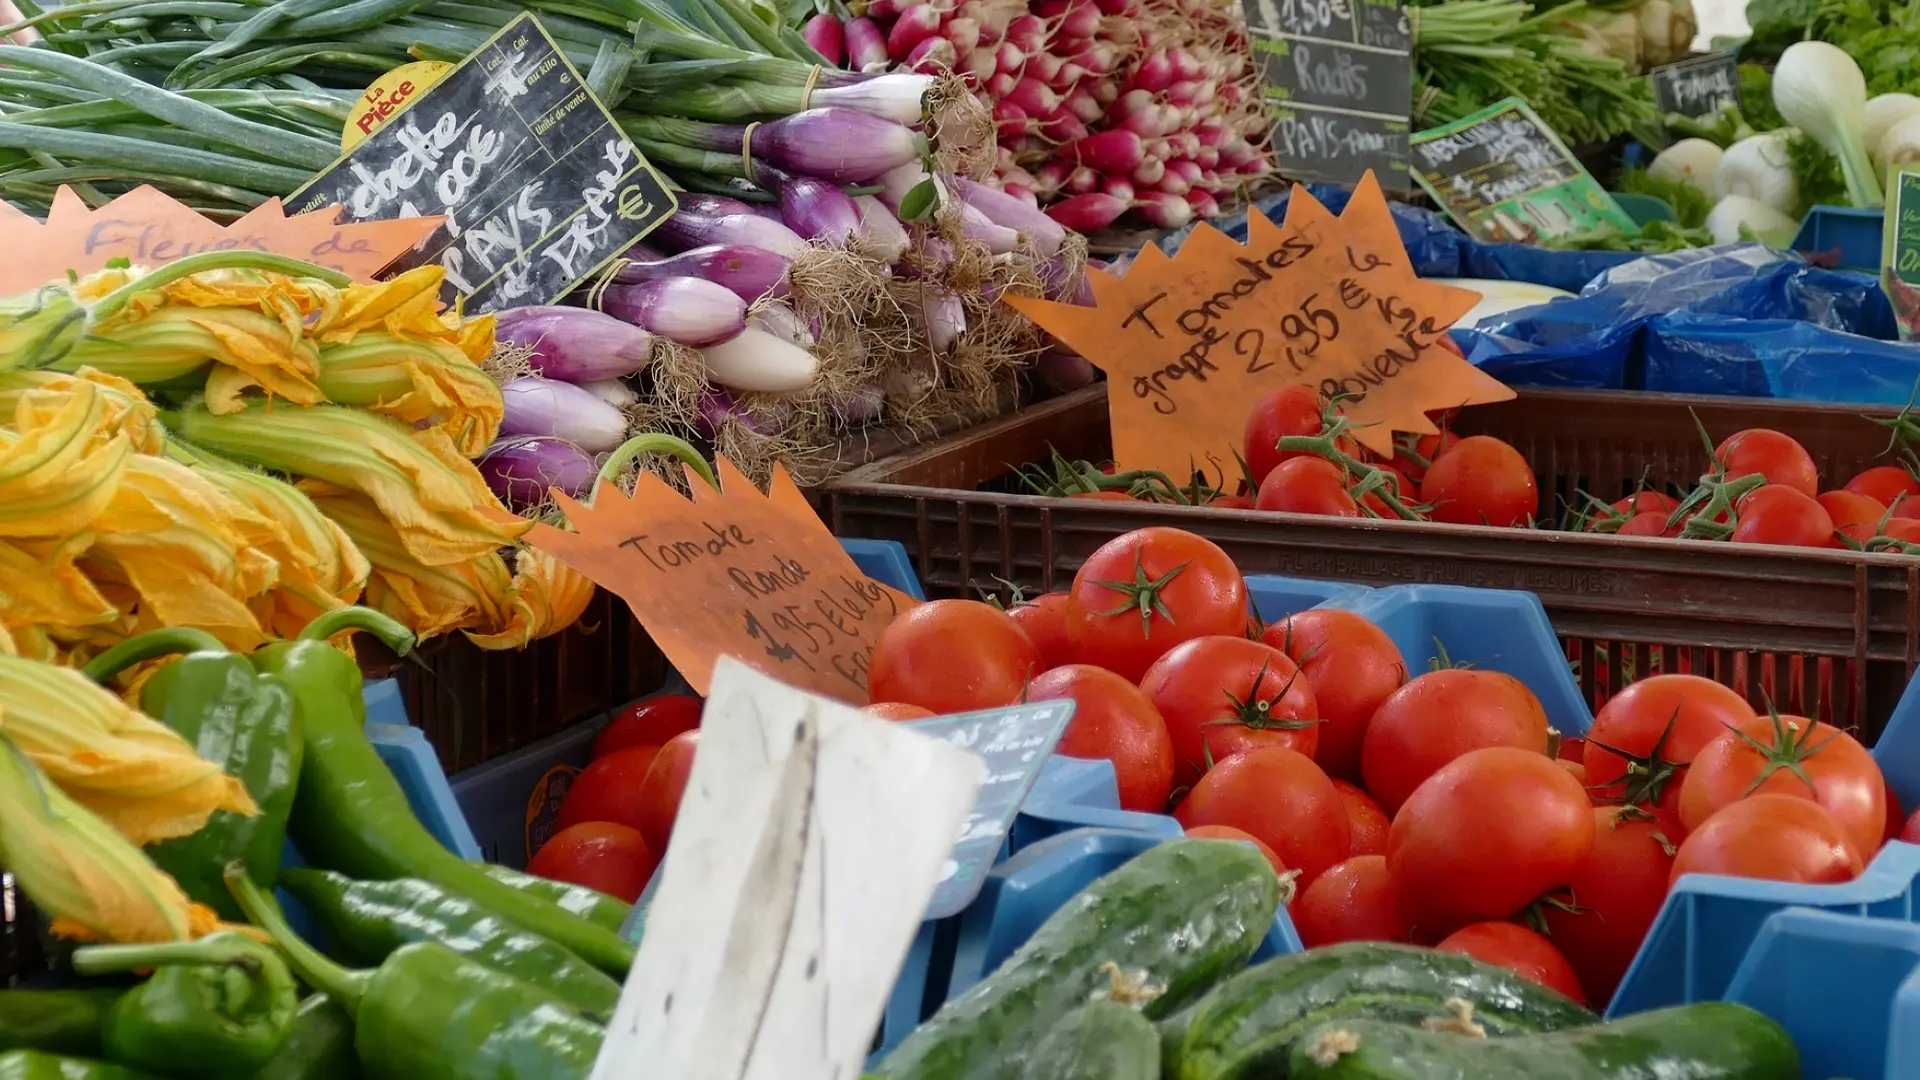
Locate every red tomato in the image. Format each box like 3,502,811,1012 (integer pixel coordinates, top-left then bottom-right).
1141,636,1318,788
1558,737,1586,764
1388,747,1595,928
1436,923,1586,1005
1174,746,1350,888
1358,464,1418,519
1561,759,1588,785
1730,486,1835,548
554,745,661,834
527,822,657,903
1069,490,1139,502
1066,528,1249,681
1332,778,1390,857
1612,491,1680,520
1029,664,1176,813
1008,592,1076,670
1255,456,1361,517
1715,429,1818,497
1389,430,1460,486
1895,499,1920,521
1901,805,1920,844
1541,807,1677,1005
1845,465,1920,506
1671,794,1862,885
634,730,698,853
1210,494,1256,510
1263,610,1408,780
1184,824,1289,881
1678,712,1885,860
1292,855,1411,947
1419,436,1537,527
868,599,1039,713
1817,490,1888,534
862,702,935,721
1884,518,1920,542
1616,512,1678,537
1581,675,1755,822
1243,384,1328,487
594,694,701,759
1361,669,1551,815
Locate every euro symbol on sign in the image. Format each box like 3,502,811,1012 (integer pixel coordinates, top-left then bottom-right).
616,184,651,221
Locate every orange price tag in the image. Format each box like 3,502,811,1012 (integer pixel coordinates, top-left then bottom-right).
525,457,917,704
0,186,442,292
1004,173,1516,477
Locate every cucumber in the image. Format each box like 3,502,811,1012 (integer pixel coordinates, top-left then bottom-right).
877,839,1281,1080
1164,942,1597,1080
1021,1001,1160,1080
1286,1003,1800,1080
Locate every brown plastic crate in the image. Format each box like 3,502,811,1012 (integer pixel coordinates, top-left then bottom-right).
824,384,1920,741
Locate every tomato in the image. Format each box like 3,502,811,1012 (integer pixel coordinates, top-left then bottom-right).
1388,747,1595,928
1029,664,1176,812
1845,464,1919,506
1561,759,1588,786
1541,807,1677,1005
1174,745,1350,888
1817,490,1888,534
1678,712,1885,860
1901,805,1920,844
1436,923,1586,1005
594,694,701,759
1419,436,1537,527
1581,675,1755,822
1210,493,1256,510
1332,778,1390,857
1184,824,1289,881
1730,486,1835,548
1243,384,1328,486
1390,430,1460,486
1671,794,1862,885
527,822,657,903
868,599,1038,713
1008,592,1076,670
1361,669,1551,815
554,745,660,834
862,701,936,721
1715,429,1818,497
1069,490,1139,501
1616,512,1678,537
1262,610,1407,780
1884,518,1920,542
634,730,698,853
1558,737,1586,764
1141,636,1318,788
1292,856,1411,947
1895,498,1920,520
1255,456,1361,517
1067,528,1249,681
1614,491,1679,519
1357,464,1418,519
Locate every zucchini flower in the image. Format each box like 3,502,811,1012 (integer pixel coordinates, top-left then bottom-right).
0,367,163,455
466,547,600,650
304,486,515,641
0,379,134,540
0,533,117,635
314,333,504,457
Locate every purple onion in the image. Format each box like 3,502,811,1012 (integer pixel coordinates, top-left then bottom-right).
695,387,791,439
921,288,964,352
612,244,790,304
597,277,747,348
748,300,814,348
829,383,887,425
699,328,819,393
956,201,1018,254
854,195,909,262
580,378,638,408
653,206,806,259
739,108,921,183
478,436,598,510
761,166,861,246
675,193,758,218
494,306,652,382
949,175,1067,256
1037,348,1097,391
500,376,628,452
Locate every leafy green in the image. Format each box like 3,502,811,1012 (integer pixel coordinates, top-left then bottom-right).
1617,166,1714,227
1541,220,1713,251
1786,130,1849,214
1664,106,1760,147
1738,64,1785,131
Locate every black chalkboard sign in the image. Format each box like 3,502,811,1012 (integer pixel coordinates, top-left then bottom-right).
1410,97,1637,243
1243,0,1412,189
1651,51,1742,120
289,13,675,313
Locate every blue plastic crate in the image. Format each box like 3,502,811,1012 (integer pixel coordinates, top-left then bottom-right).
1791,204,1882,273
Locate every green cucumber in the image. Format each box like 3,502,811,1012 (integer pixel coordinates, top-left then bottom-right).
878,839,1281,1080
1164,942,1597,1080
1286,1003,1800,1080
1020,1001,1160,1080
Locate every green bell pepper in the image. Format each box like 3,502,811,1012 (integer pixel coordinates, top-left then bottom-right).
0,990,125,1057
69,932,298,1077
279,869,620,1020
257,608,635,976
80,627,302,921
248,995,358,1080
0,1050,157,1080
229,864,604,1080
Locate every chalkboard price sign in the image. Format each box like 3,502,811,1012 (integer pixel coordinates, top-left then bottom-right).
1650,51,1742,120
290,13,675,313
1410,97,1637,243
1243,0,1412,188
1882,164,1920,339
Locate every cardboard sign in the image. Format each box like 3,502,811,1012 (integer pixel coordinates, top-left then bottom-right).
1004,173,1511,475
1651,51,1741,120
344,61,452,151
1410,97,1637,243
1883,164,1920,339
289,13,677,313
525,457,916,705
0,186,440,292
594,657,984,1080
1244,0,1412,188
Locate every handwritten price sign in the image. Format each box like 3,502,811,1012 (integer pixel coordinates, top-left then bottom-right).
1005,174,1513,477
525,457,916,704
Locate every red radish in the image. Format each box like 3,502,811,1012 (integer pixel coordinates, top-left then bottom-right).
1067,165,1099,193
886,3,944,63
1065,87,1104,123
1102,176,1136,201
1007,13,1046,52
846,16,889,70
1005,183,1039,207
1053,62,1089,88
1041,114,1090,142
1135,190,1193,229
1064,128,1144,171
994,41,1026,72
1047,192,1129,230
1034,159,1072,194
965,46,997,78
867,0,902,17
1195,145,1220,168
801,12,846,65
1132,155,1166,186
1027,52,1065,84
1095,0,1130,13
1006,77,1061,116
906,35,957,72
1090,79,1119,105
1132,50,1174,91
986,70,1018,97
1058,0,1102,38
945,15,982,53
1186,190,1220,218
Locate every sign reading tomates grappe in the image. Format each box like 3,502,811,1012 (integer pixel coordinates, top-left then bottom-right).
1003,173,1512,483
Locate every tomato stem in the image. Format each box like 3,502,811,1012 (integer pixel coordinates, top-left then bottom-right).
1584,705,1686,808
1091,548,1191,638
1729,700,1841,797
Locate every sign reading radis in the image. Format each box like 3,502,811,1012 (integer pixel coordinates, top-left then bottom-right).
1004,174,1514,482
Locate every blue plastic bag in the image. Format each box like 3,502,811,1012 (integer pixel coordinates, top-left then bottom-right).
1643,313,1920,404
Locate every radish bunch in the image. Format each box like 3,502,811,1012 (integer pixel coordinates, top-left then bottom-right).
803,0,1275,231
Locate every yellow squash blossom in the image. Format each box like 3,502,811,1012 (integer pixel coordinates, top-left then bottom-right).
0,367,162,454
305,485,516,640
0,379,132,539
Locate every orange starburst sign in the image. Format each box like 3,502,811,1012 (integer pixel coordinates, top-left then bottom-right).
1004,173,1515,480
0,186,442,292
526,457,917,704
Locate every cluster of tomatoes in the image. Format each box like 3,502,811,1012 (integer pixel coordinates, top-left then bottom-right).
859,525,1918,1009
